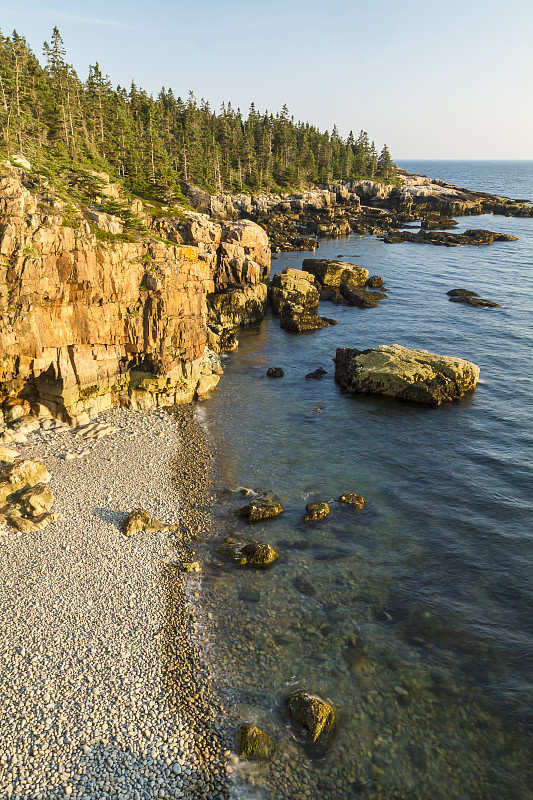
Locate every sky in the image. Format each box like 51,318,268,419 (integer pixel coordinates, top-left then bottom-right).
1,0,532,159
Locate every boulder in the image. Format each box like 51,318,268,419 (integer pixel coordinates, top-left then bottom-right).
236,724,276,759
366,275,385,288
302,502,330,522
0,459,51,505
240,542,279,566
0,445,19,464
447,288,500,308
335,344,480,405
237,497,283,523
339,493,365,509
18,484,54,516
286,691,335,742
0,459,56,532
305,368,327,380
122,508,178,536
267,367,284,378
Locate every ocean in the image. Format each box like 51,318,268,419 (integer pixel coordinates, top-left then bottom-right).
196,161,533,800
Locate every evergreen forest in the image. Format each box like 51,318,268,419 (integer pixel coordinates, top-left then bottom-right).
0,27,397,197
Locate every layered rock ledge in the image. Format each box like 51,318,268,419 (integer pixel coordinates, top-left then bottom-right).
0,163,270,422
334,344,480,405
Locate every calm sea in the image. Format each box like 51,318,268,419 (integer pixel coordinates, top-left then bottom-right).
197,161,533,800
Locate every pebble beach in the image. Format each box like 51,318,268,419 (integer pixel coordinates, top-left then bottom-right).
0,405,231,800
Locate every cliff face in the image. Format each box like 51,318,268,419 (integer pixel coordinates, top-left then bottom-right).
0,164,270,422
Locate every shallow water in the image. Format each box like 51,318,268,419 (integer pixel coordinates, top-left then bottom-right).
198,162,533,799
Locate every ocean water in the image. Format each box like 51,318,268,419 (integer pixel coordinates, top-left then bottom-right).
196,161,533,800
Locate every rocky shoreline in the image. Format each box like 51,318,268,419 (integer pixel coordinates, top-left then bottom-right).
0,404,232,800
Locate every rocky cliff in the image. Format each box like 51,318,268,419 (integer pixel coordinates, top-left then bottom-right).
0,162,270,423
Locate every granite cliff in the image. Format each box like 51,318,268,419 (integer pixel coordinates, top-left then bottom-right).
0,162,270,424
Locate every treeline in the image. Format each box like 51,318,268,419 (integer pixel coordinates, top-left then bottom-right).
0,27,397,195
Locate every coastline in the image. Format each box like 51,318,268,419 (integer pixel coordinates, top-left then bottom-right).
0,405,231,800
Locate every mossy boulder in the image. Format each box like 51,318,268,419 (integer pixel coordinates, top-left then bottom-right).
339,493,365,509
237,497,283,523
286,691,335,742
302,501,330,523
236,724,276,760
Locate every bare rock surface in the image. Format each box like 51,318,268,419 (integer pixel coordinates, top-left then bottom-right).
270,268,337,331
335,344,480,405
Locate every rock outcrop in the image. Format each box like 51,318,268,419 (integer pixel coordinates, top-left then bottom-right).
302,259,386,308
269,268,337,331
383,228,518,247
188,172,531,253
447,289,500,308
334,344,480,405
0,163,270,421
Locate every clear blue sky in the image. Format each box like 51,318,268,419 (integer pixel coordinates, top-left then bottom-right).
2,0,532,159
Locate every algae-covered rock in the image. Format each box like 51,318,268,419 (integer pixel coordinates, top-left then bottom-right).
267,367,284,378
286,691,335,742
122,508,178,536
237,497,283,523
335,344,480,405
236,724,276,759
339,493,365,509
240,542,279,566
302,502,330,522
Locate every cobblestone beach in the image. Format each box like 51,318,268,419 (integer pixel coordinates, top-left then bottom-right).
0,405,231,800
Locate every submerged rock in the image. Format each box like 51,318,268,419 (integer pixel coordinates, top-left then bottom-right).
122,508,178,537
286,691,335,742
302,502,330,522
240,542,279,566
237,497,283,523
447,288,500,308
335,344,480,405
267,367,284,378
305,368,328,380
339,493,365,509
237,724,276,759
